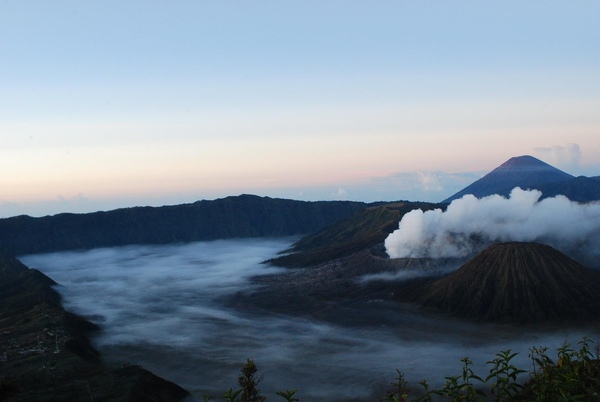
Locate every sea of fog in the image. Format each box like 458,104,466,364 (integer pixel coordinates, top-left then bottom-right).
21,238,600,401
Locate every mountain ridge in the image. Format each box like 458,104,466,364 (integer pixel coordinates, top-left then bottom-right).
536,175,600,202
0,194,374,256
269,201,443,267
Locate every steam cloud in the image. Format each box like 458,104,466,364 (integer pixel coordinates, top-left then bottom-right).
385,188,600,263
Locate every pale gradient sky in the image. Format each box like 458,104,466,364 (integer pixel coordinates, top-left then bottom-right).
1,1,599,217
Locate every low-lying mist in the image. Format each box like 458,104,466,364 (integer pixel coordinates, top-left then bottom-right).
21,238,600,401
385,188,600,267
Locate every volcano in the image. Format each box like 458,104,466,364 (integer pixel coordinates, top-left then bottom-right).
442,155,574,203
410,242,600,323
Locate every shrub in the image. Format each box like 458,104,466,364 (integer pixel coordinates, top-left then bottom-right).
208,338,599,402
238,359,266,402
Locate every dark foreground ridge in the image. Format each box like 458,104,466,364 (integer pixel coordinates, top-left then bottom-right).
0,255,190,401
0,194,370,255
403,242,600,323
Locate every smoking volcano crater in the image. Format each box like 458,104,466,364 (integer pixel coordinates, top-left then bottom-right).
399,242,600,323
235,191,600,327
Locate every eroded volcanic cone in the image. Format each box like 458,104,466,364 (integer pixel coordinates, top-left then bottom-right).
415,242,600,323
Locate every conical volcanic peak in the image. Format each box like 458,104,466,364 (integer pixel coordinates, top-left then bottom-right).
443,155,574,203
415,242,600,323
497,155,560,170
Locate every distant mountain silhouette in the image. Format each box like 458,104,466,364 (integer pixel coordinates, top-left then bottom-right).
442,155,575,203
0,195,372,255
407,242,600,323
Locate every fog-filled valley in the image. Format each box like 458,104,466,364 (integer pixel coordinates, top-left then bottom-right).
20,238,600,401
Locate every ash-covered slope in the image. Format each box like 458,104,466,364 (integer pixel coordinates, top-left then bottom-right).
443,155,574,203
410,242,600,323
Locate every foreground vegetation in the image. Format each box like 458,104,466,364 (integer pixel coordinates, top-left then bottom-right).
204,338,600,402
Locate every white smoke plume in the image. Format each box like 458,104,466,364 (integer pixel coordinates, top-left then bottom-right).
384,188,600,264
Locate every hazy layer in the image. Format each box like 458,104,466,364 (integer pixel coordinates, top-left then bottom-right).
21,239,599,401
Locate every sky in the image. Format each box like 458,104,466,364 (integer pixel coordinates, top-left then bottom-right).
1,1,599,218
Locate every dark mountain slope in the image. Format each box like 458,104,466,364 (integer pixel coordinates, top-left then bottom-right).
0,255,189,401
0,194,369,255
269,201,442,267
537,176,600,202
443,155,574,203
405,242,600,323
